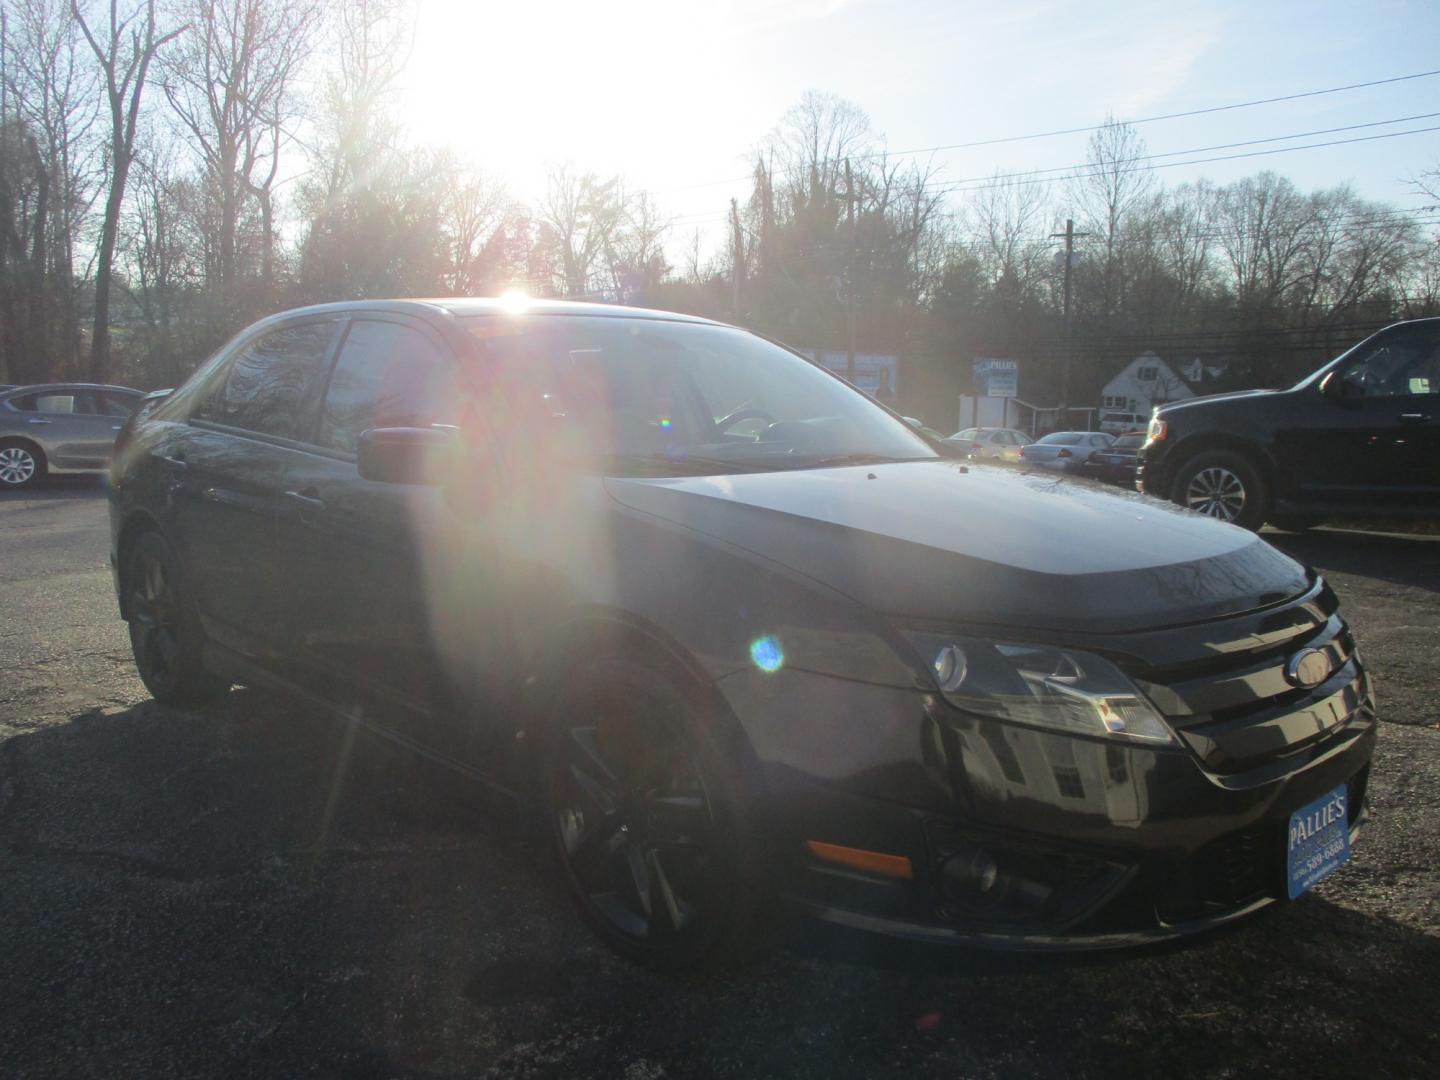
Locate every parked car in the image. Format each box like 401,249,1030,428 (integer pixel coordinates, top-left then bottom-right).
1139,318,1440,530
110,299,1375,969
1098,411,1148,435
1081,431,1146,486
0,383,145,488
901,415,946,441
1019,430,1114,472
945,426,1032,462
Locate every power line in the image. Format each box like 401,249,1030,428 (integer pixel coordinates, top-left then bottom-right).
659,68,1440,194
934,124,1440,195
924,112,1440,192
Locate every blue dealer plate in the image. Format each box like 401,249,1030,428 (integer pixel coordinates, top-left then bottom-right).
1287,785,1350,899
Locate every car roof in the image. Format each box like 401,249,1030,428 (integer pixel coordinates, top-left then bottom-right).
0,382,141,396
250,297,724,328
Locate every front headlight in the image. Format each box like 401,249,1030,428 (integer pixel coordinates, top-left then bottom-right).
900,631,1177,746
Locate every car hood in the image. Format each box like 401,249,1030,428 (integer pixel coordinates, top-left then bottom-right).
1158,388,1280,414
604,461,1310,634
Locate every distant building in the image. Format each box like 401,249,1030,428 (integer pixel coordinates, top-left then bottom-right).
1098,352,1196,420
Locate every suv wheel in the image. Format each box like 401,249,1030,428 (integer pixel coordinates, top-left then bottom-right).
545,654,769,971
125,531,229,706
0,440,44,489
1173,451,1269,530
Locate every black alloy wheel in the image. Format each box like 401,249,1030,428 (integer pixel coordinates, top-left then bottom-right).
126,532,228,706
547,657,762,970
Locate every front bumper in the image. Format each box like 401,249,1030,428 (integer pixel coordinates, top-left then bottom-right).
779,711,1373,950
754,579,1377,950
1081,461,1138,486
1134,452,1172,497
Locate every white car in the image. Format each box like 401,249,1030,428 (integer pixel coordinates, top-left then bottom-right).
945,427,1033,462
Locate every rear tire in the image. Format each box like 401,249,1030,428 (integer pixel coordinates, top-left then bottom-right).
1172,450,1269,531
0,440,45,489
543,653,770,972
124,531,229,706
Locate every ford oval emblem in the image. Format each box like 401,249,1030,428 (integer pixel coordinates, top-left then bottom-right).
1286,648,1333,689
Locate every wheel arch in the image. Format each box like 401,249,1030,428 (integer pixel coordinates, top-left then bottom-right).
0,434,46,469
1161,432,1278,501
518,608,763,791
114,509,167,620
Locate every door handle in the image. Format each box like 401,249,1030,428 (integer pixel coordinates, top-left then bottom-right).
1398,412,1431,423
26,418,51,425
112,425,124,431
285,489,326,512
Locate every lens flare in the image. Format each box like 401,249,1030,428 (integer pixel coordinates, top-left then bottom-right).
499,288,530,313
750,635,784,673
660,417,672,429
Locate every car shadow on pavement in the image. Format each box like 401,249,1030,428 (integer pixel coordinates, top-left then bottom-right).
1266,528,1440,594
0,688,562,1077
3,689,1439,1078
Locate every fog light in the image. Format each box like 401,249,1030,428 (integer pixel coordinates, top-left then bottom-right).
933,645,967,691
941,846,998,895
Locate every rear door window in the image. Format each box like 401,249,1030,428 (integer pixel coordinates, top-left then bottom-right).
10,390,97,415
99,391,142,417
317,320,457,454
193,320,339,439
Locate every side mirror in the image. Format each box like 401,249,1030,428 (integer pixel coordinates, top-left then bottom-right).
1319,369,1361,403
357,426,458,485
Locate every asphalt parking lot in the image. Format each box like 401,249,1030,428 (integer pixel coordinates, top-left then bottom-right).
2,477,1438,1079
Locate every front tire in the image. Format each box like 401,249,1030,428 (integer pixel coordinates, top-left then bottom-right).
0,440,45,489
125,531,229,706
544,654,769,971
1172,450,1269,530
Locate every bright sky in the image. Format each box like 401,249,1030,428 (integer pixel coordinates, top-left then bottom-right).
399,0,1440,252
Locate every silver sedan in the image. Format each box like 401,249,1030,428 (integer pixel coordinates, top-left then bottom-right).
0,383,145,488
1019,430,1115,473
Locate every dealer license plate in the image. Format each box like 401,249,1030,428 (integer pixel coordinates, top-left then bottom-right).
1286,785,1350,899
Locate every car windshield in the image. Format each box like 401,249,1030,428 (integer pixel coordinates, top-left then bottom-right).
1114,434,1146,449
950,428,978,441
463,315,936,476
1038,432,1084,445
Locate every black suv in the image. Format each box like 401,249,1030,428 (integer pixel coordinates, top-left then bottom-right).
110,299,1375,969
1138,318,1440,530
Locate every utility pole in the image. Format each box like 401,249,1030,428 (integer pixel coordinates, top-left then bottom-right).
845,157,857,384
729,197,744,317
1051,218,1090,419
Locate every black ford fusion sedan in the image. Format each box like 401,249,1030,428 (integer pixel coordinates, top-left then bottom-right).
109,299,1375,969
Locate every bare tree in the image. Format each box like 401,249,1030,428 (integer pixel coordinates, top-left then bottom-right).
432,150,509,295
604,189,670,299
766,90,873,202
537,164,624,297
4,0,100,372
1069,116,1154,316
70,0,183,379
161,0,319,292
966,169,1051,300
1211,171,1315,313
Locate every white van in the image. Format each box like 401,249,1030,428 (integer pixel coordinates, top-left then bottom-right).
1098,411,1147,435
